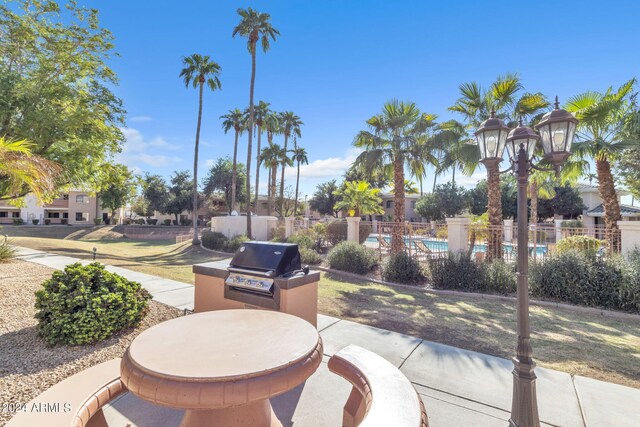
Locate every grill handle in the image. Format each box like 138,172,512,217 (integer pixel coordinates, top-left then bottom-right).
227,267,274,278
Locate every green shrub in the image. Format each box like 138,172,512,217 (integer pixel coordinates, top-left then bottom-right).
34,262,152,346
12,217,24,225
0,240,16,262
164,219,172,225
201,230,228,251
147,219,158,225
530,251,639,312
299,246,323,265
556,235,601,257
327,241,378,274
32,219,39,225
482,260,517,294
61,218,67,225
382,251,425,285
428,252,484,291
359,223,372,244
124,219,132,225
181,218,193,226
44,219,51,225
225,235,249,253
561,219,584,229
325,222,347,246
288,234,316,250
93,218,102,225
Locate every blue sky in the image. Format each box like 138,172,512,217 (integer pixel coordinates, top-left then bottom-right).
96,0,640,199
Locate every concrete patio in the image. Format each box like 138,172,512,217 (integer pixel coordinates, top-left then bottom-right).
13,246,640,427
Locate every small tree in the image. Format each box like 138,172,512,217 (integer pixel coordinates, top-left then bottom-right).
415,182,466,221
309,180,342,217
141,174,169,222
333,181,384,217
99,164,137,222
202,158,247,213
165,171,193,223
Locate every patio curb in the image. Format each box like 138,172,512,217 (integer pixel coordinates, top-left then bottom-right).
316,266,640,322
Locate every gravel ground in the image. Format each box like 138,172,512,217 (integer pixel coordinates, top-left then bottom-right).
0,260,182,426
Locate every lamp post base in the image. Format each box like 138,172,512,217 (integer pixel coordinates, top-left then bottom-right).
508,355,540,427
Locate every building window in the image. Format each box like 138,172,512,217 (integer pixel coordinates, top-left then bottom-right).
0,212,7,218
62,194,69,200
386,200,393,209
12,212,20,218
411,201,416,209
63,212,69,219
75,212,88,221
47,212,60,218
75,194,89,204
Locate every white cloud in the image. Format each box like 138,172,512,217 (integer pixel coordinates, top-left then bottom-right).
283,149,360,180
117,127,183,169
130,115,152,122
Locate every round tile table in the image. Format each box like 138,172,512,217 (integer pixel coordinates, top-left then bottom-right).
120,310,323,427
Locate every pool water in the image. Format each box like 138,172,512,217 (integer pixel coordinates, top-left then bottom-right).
366,235,547,255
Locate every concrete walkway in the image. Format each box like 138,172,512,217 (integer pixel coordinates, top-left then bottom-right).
14,246,640,427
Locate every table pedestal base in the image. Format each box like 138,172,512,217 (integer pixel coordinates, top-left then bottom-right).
179,399,282,427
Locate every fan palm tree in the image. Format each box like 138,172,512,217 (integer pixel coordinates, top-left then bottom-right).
252,101,271,210
432,119,477,186
353,100,438,253
333,181,384,218
220,108,245,212
233,7,280,237
566,79,637,249
277,111,303,215
0,138,62,202
179,53,222,245
260,143,285,216
291,146,309,215
449,73,548,260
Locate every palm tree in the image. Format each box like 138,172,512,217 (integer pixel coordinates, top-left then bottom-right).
353,100,438,253
260,143,284,216
291,146,309,215
278,111,303,215
220,108,245,212
333,181,384,218
432,119,477,186
233,7,280,237
252,101,271,210
0,138,62,202
179,53,222,245
566,78,638,250
449,73,548,260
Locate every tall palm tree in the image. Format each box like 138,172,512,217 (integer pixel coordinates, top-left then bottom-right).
179,53,222,245
233,7,280,237
278,111,303,215
220,108,245,212
260,143,287,216
291,146,309,215
353,100,438,253
252,101,271,210
0,138,62,202
449,73,548,260
566,78,638,250
432,119,477,186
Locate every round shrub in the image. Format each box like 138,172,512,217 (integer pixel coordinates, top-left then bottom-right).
147,219,158,225
225,235,249,253
288,234,315,250
299,246,323,265
32,219,39,225
325,222,347,246
382,251,425,285
428,251,484,291
34,262,152,346
0,240,16,262
201,230,228,251
163,219,171,225
481,260,516,294
327,241,378,274
556,235,601,258
12,217,24,225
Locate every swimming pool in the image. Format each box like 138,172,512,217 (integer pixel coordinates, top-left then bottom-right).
365,235,547,256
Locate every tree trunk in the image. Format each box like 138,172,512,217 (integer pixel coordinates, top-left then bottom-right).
432,172,438,192
266,168,272,216
279,133,289,216
294,160,301,216
254,126,262,213
246,47,256,237
270,165,277,216
486,163,503,261
231,129,239,212
452,167,456,186
391,155,405,254
191,81,204,245
596,158,622,252
529,181,538,225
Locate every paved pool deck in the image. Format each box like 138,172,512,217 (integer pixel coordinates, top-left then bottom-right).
14,246,640,427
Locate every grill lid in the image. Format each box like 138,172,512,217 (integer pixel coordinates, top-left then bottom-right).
228,241,301,277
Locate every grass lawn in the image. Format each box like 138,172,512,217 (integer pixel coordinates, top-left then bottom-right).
7,231,640,388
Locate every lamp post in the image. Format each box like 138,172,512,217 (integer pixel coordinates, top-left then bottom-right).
475,97,578,427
